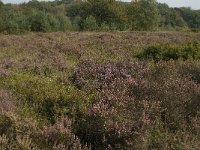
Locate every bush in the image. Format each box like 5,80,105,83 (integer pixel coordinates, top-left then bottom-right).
29,11,51,32
47,14,60,32
72,15,82,31
138,41,200,62
0,114,12,135
0,11,30,34
0,113,90,149
179,61,200,84
3,72,89,123
57,15,73,31
72,60,200,149
83,15,98,31
99,22,110,31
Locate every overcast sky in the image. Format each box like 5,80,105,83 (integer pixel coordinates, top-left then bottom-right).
1,0,200,10
126,0,199,9
158,0,200,10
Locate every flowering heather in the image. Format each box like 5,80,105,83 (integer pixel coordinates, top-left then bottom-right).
73,60,200,149
0,32,200,149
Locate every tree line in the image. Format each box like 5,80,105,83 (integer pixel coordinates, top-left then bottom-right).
0,0,200,34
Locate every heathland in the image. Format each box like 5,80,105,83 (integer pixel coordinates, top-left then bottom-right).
0,31,200,149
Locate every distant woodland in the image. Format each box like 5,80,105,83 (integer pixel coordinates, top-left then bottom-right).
0,0,200,34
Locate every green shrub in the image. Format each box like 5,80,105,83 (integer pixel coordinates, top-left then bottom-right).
72,15,82,31
138,41,200,62
0,11,30,34
4,21,20,34
57,15,73,31
47,14,60,32
83,15,98,31
3,72,89,123
99,22,110,31
29,11,51,32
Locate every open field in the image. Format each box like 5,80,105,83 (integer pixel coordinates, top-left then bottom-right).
0,32,200,149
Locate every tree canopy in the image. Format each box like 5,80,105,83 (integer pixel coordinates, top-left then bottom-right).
0,0,199,34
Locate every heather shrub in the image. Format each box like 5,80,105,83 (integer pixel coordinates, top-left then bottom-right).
0,32,200,149
73,61,159,149
0,112,90,149
147,122,200,150
0,114,12,135
72,60,149,91
73,60,200,149
0,134,38,150
32,116,90,149
0,89,15,113
0,87,89,149
132,61,200,130
179,61,200,84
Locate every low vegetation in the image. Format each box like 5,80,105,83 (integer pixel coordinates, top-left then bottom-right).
0,32,200,149
138,41,200,61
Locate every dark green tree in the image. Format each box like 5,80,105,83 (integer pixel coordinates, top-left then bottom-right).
177,7,200,31
29,11,51,32
83,15,98,31
80,0,126,30
66,1,81,18
157,3,187,30
0,0,199,33
57,15,73,31
128,0,160,31
0,0,3,8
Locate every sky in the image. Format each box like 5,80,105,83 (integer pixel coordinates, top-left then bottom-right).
158,0,200,10
1,0,200,10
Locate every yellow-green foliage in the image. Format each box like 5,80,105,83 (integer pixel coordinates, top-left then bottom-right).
138,41,200,62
